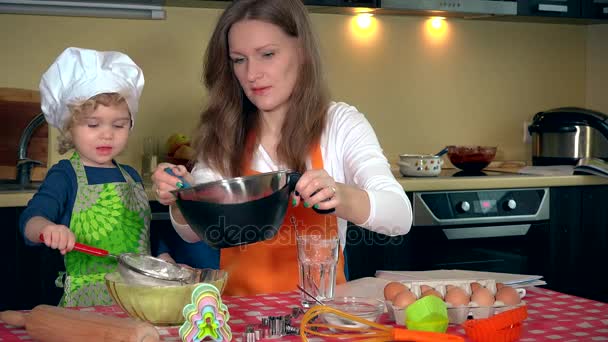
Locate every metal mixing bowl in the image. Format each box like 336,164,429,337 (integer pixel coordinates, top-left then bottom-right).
172,171,330,248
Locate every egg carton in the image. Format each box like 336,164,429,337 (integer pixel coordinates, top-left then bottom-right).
385,278,526,325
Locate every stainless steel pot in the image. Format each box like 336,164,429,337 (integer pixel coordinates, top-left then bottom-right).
172,171,333,249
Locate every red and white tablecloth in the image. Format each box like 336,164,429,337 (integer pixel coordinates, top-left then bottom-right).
1,287,607,341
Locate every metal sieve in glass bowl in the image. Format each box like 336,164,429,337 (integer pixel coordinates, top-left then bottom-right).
117,253,198,286
40,234,197,286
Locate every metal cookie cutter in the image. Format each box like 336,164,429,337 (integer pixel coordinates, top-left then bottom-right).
243,325,262,342
244,307,304,340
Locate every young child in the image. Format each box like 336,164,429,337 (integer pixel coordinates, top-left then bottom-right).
19,47,150,307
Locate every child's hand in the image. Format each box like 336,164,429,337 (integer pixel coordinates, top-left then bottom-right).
39,225,76,255
152,163,193,206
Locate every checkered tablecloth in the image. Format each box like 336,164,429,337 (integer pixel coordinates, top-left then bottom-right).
1,287,607,341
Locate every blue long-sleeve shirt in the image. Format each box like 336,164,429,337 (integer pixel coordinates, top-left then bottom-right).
151,221,220,269
19,159,143,246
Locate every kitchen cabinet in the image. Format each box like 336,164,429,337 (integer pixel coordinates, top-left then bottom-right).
548,185,608,303
518,0,582,19
304,0,378,6
0,206,63,311
176,0,378,7
518,0,608,21
168,0,607,24
583,0,608,19
0,207,19,311
344,222,414,280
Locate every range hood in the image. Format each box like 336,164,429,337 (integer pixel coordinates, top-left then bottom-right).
0,0,165,19
379,0,517,19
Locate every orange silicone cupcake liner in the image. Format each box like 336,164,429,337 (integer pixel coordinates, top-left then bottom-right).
463,306,528,342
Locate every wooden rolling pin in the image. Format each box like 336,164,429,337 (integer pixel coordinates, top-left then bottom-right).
0,305,160,342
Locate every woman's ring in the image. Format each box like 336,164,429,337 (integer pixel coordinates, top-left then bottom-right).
328,186,336,195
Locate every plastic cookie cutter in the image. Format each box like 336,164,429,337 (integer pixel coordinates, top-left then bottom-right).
179,283,232,342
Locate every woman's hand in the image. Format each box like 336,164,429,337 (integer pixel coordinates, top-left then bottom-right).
156,252,176,264
151,163,193,206
40,224,76,255
157,253,194,271
294,169,339,212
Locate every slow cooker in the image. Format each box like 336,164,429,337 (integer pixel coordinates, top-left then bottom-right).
528,107,608,166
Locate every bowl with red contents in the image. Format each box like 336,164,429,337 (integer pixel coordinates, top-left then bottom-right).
447,146,497,172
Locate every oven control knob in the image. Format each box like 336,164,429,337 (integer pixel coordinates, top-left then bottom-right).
457,201,470,213
504,199,517,210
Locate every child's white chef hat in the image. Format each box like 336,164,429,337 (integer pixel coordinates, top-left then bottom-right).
39,47,144,129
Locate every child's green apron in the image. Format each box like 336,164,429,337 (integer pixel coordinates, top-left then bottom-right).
58,153,151,307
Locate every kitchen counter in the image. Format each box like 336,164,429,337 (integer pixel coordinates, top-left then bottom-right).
2,286,606,341
396,167,608,192
0,190,38,207
0,188,158,208
1,171,607,207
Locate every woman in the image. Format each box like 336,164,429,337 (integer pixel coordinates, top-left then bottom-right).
152,0,413,296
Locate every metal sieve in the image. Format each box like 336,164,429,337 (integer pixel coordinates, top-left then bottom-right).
40,234,198,286
115,253,198,286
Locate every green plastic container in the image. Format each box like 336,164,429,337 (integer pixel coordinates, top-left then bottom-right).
405,296,449,333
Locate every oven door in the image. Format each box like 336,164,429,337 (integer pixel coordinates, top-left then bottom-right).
408,222,550,275
408,188,551,275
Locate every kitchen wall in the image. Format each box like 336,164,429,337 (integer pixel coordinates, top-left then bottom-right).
0,6,599,174
586,25,608,113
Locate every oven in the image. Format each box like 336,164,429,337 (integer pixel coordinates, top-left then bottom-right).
406,187,550,275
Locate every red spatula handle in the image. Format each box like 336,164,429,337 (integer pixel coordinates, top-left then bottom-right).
39,234,111,257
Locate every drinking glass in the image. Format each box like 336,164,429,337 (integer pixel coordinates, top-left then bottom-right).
296,232,339,307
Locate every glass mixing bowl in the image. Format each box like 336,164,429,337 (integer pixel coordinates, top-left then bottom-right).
320,296,385,328
105,269,228,326
447,146,497,172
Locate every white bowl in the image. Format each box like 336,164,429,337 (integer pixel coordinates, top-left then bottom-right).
398,154,443,177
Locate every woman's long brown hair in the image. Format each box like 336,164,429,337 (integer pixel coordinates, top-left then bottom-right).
193,0,329,177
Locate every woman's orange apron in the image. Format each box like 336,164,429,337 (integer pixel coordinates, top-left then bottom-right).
220,136,347,296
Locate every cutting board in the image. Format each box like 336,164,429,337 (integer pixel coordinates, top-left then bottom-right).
0,88,48,181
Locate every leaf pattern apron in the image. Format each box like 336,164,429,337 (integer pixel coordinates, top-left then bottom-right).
220,134,347,295
58,153,151,307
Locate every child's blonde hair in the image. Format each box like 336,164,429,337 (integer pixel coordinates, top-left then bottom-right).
57,93,129,154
